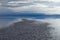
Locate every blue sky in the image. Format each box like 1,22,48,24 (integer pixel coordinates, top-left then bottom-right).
0,0,60,15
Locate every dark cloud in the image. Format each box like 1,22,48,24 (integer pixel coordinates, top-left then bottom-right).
1,3,34,8
0,7,14,14
0,0,53,8
34,1,53,3
0,0,58,14
0,0,28,2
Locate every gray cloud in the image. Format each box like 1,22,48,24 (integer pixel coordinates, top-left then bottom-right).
0,0,53,8
1,3,34,8
0,0,59,14
0,7,14,14
0,0,30,2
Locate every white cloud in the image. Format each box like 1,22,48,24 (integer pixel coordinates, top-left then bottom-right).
40,0,60,2
51,0,60,2
8,3,60,14
0,0,60,14
8,1,30,3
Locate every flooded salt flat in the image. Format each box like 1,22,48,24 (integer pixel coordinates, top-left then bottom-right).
0,18,60,40
40,18,60,40
8,18,60,40
23,18,60,40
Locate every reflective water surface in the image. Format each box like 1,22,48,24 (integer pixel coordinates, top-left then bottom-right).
0,18,59,40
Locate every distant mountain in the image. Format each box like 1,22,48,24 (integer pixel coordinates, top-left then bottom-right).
0,13,46,19
0,13,60,18
0,19,53,40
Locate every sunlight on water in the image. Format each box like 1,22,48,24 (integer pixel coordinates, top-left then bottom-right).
40,18,60,40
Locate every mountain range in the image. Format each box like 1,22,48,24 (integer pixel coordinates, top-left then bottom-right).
0,13,60,18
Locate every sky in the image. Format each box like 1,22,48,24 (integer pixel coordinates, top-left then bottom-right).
0,0,60,39
0,0,60,28
0,0,60,15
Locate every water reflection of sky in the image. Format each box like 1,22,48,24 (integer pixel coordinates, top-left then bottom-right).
0,16,60,40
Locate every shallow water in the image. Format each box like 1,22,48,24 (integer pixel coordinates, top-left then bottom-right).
41,19,60,40
0,18,60,40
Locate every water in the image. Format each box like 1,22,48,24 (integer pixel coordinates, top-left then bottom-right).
0,17,60,40
40,19,60,40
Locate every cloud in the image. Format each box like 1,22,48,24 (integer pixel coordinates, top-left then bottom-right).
8,3,60,14
1,1,34,7
0,6,14,14
0,0,52,7
0,0,60,14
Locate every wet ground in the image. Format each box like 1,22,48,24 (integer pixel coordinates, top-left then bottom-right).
0,19,54,40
